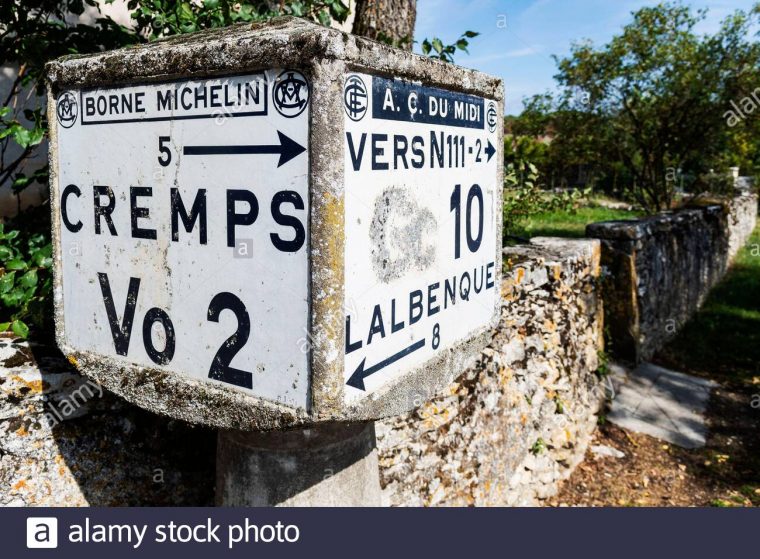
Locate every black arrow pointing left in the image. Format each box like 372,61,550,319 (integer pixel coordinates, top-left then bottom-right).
346,338,426,391
183,130,306,167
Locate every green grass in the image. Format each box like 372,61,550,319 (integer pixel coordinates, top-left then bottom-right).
508,206,643,240
657,226,760,385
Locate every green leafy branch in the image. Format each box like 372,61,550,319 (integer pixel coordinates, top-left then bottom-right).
0,210,54,339
0,106,47,195
503,159,590,239
127,0,350,39
421,31,479,63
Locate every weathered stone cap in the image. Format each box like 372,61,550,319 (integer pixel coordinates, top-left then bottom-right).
45,16,502,101
586,205,724,240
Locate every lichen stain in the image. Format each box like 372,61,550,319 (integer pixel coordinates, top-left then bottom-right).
11,375,44,394
515,268,525,284
370,186,436,283
314,190,344,344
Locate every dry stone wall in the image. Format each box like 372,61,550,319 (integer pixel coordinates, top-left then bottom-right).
587,194,757,362
376,238,605,506
727,194,758,260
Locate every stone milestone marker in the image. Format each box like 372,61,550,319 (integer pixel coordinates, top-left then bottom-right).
46,18,504,438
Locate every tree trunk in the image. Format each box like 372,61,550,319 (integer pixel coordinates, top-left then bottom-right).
352,0,417,50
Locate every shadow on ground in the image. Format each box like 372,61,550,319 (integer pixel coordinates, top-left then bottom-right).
1,338,216,506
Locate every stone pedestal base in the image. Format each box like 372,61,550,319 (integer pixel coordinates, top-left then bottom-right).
216,422,381,506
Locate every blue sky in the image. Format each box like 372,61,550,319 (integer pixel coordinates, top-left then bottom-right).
414,0,759,114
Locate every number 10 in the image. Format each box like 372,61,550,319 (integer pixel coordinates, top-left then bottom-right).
450,183,484,259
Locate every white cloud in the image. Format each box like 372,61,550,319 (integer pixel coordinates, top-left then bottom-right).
467,46,543,65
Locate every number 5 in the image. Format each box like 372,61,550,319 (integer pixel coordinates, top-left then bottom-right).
158,136,172,167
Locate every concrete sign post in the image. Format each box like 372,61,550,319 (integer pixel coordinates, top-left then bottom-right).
46,18,503,505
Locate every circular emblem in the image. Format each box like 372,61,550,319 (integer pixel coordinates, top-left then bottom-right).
273,70,309,118
344,75,368,121
486,101,497,133
56,91,78,128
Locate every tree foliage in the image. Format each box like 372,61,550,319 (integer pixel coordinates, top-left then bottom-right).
129,0,350,39
514,2,760,212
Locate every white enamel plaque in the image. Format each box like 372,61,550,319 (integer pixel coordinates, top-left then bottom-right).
54,70,311,408
343,73,499,403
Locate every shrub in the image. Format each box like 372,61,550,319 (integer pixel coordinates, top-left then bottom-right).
0,205,53,338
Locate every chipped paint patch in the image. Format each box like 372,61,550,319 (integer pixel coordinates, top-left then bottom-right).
370,186,436,283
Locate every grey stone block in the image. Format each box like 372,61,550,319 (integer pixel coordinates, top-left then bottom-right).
607,362,716,449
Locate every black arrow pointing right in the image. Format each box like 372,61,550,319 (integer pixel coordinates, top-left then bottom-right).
183,130,306,167
485,139,496,162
